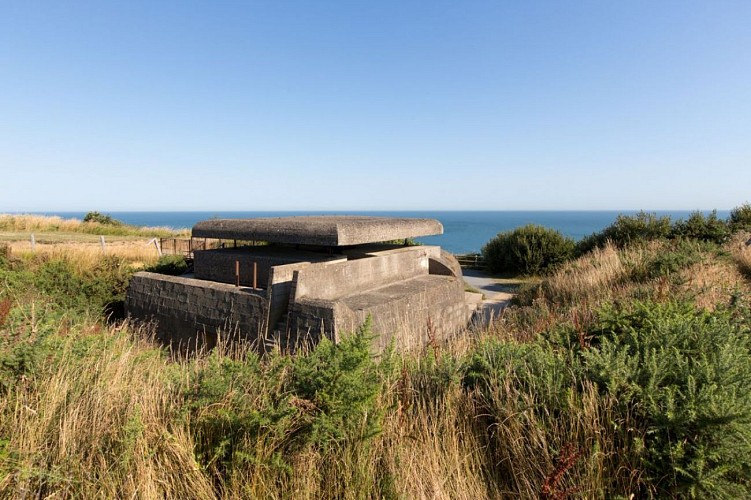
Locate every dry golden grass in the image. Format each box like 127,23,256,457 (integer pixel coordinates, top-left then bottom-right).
679,258,750,310
1,320,216,499
542,243,626,304
5,241,161,273
0,213,188,238
4,234,749,498
731,232,751,279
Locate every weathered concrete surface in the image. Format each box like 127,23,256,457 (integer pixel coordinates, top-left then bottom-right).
125,272,268,351
194,247,341,288
292,246,432,301
428,249,462,277
288,275,467,352
192,216,443,246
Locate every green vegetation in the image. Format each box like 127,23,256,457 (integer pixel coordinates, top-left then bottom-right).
83,211,123,226
670,210,730,244
482,224,575,276
729,203,751,232
1,210,751,497
146,255,189,275
576,210,672,254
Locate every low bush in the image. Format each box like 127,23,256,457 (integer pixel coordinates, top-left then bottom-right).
82,211,123,226
633,239,704,282
187,319,383,486
671,210,730,244
581,301,751,497
576,211,672,255
482,224,575,276
729,203,751,233
146,255,188,275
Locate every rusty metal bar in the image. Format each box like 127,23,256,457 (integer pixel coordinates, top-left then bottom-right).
253,261,257,289
235,260,240,287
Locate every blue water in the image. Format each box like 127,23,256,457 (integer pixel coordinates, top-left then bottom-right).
21,210,730,254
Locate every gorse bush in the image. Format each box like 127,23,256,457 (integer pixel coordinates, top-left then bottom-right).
83,211,123,226
146,255,188,275
582,301,751,498
729,203,751,232
576,211,672,255
187,318,383,487
670,210,730,244
632,239,704,282
482,224,575,275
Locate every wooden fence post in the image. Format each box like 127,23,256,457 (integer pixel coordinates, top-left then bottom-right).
30,234,35,253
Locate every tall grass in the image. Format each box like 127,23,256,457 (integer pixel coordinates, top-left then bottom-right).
1,319,215,498
0,214,188,238
732,232,751,278
2,235,751,497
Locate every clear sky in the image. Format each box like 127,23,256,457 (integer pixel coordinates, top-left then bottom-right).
1,1,749,211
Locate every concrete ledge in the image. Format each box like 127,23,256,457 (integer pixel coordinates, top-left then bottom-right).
293,246,432,301
192,216,443,246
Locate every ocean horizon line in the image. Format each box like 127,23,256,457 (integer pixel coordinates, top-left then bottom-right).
2,209,733,254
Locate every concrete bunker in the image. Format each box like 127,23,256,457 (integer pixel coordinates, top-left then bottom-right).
125,216,476,352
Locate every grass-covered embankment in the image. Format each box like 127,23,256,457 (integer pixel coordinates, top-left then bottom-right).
0,213,189,239
1,214,751,498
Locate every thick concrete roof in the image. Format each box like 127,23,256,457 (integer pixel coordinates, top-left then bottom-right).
192,216,443,246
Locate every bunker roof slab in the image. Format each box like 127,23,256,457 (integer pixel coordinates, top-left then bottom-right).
192,216,443,247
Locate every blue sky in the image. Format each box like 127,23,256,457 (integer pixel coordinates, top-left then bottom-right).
1,1,749,211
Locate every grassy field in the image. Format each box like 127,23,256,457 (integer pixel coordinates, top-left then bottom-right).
1,215,751,498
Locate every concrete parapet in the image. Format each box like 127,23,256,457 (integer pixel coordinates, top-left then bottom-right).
289,274,466,352
292,246,432,302
194,247,340,288
125,272,268,351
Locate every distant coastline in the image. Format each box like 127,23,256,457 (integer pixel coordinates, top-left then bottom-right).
7,210,732,254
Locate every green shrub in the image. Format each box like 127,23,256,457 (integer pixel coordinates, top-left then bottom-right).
146,255,188,276
633,239,703,282
576,211,672,255
187,319,382,482
482,224,575,276
728,203,751,233
32,256,130,313
671,210,730,244
291,318,382,450
582,301,751,498
82,211,123,226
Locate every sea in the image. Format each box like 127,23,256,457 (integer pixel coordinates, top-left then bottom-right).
22,210,729,255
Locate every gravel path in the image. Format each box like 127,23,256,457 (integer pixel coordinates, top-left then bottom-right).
463,269,519,324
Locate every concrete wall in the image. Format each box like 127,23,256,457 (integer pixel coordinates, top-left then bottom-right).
292,246,433,302
194,247,339,288
125,272,268,351
338,275,467,352
126,245,470,355
428,249,463,277
265,261,339,334
289,274,467,353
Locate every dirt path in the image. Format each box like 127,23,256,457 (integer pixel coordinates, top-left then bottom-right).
463,269,528,324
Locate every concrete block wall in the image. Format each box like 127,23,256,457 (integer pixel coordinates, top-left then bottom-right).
125,272,268,351
193,247,340,288
292,246,433,302
335,275,467,352
289,274,467,353
284,298,339,350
